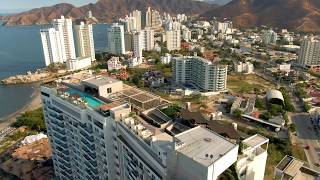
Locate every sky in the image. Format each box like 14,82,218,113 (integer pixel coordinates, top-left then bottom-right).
0,0,97,13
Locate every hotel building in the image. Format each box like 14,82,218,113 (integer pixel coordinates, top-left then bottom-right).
40,74,238,180
172,56,228,92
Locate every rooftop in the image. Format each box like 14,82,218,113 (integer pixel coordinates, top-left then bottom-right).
175,126,238,166
242,134,269,149
275,155,320,180
82,76,121,87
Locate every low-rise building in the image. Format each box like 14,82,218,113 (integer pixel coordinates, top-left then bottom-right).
235,62,254,74
66,56,92,71
274,155,320,179
161,53,172,64
143,71,164,87
107,56,125,71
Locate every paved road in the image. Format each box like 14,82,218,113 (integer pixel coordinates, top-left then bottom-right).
291,113,320,171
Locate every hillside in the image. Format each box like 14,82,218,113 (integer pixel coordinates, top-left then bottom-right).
2,0,214,26
201,0,320,32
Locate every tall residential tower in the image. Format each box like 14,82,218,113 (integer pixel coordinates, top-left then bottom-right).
74,20,95,61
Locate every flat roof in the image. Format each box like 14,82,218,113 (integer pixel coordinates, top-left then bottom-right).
276,155,320,179
82,76,121,87
242,134,269,149
175,126,237,167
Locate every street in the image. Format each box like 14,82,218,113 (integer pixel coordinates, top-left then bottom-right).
291,113,320,171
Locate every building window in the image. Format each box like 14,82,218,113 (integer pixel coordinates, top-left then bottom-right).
107,88,112,94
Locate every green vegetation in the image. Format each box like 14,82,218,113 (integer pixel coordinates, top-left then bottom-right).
126,68,148,88
303,103,311,112
295,83,308,99
289,124,297,132
269,104,284,116
255,98,266,110
279,87,295,112
12,108,45,132
227,74,275,94
154,63,172,77
161,104,181,119
260,111,272,120
233,109,243,118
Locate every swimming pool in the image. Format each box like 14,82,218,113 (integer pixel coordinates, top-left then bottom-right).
67,88,104,108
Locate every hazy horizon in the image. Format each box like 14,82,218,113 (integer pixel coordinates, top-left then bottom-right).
0,0,97,13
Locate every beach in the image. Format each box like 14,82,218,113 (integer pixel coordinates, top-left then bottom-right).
0,87,42,131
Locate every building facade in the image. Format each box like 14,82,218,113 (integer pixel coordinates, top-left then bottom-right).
52,16,76,60
74,21,95,61
40,28,64,66
40,75,239,180
166,29,181,51
172,56,228,92
297,37,320,67
106,23,125,54
40,16,76,66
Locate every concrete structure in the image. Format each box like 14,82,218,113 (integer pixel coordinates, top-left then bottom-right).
236,134,269,180
107,57,125,71
266,89,284,106
40,74,239,180
128,57,142,68
297,37,320,67
40,28,64,66
40,16,76,66
142,28,155,51
132,10,142,31
279,63,291,74
172,56,228,92
274,155,320,179
145,7,162,28
133,31,144,59
235,62,254,74
106,23,125,54
166,29,181,51
124,32,133,52
212,21,233,34
74,21,95,61
262,30,278,45
161,53,172,64
182,28,192,42
66,57,92,71
52,16,76,60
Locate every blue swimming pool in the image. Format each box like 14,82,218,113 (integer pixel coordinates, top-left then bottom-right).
67,88,103,108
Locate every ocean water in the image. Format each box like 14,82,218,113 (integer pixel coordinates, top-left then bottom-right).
0,23,108,118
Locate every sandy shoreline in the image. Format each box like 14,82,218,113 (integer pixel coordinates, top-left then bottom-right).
0,87,42,131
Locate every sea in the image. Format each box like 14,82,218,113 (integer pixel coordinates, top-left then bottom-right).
0,23,109,119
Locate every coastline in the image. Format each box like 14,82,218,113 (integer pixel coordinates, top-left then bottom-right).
0,86,42,131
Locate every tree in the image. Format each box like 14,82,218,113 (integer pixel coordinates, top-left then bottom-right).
12,108,46,132
260,111,271,120
255,98,266,110
233,109,243,118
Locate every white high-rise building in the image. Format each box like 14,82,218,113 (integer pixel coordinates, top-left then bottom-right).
106,23,125,54
182,28,192,42
172,56,228,92
142,28,154,51
235,62,254,74
40,16,76,66
133,31,144,59
40,28,64,66
52,16,76,60
262,30,278,45
40,75,239,180
132,10,142,31
166,29,181,51
298,36,320,67
74,21,95,61
145,7,162,28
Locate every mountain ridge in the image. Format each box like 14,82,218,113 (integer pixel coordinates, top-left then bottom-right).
201,0,320,32
2,0,214,26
